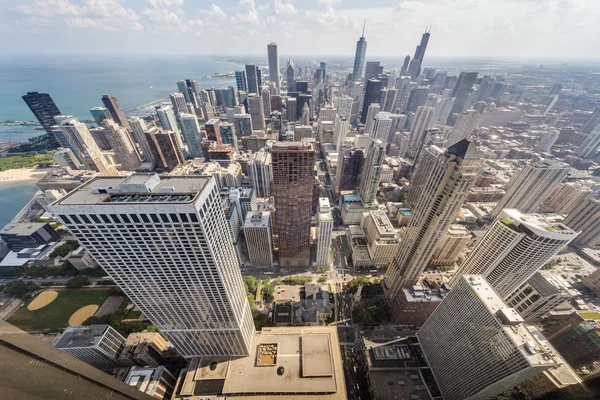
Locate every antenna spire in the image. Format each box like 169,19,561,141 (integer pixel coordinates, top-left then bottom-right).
362,19,366,37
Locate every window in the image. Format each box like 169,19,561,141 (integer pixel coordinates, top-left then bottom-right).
131,215,140,223
101,215,111,223
110,215,120,223
90,215,101,224
141,214,150,223
71,215,81,224
151,214,160,223
120,214,131,223
80,215,91,224
60,215,71,224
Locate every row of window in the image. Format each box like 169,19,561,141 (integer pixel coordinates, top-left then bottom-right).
60,213,199,225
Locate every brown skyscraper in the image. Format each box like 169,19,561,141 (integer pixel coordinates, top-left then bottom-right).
272,142,314,267
102,94,131,131
144,128,185,170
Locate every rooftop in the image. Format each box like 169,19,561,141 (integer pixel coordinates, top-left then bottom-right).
499,209,578,239
54,325,110,349
244,211,270,228
0,223,49,235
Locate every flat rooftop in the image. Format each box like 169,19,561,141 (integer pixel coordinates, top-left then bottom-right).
0,223,48,235
244,211,270,227
173,326,346,400
499,209,578,239
221,185,253,199
54,325,109,349
54,174,210,206
369,210,395,235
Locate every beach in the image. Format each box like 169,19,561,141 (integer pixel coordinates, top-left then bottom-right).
0,168,47,183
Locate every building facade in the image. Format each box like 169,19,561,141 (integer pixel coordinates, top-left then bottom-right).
244,211,273,268
316,198,333,267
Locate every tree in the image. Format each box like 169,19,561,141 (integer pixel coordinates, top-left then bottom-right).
254,313,275,330
3,281,39,298
243,276,259,295
49,240,79,258
66,276,89,288
82,316,100,325
262,284,275,299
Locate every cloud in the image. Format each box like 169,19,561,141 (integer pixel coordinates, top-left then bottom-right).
147,0,184,7
231,0,260,24
142,8,181,23
317,0,342,4
204,4,227,20
306,6,360,31
396,1,423,12
273,0,298,15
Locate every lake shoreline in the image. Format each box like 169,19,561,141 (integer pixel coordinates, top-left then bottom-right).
0,167,47,184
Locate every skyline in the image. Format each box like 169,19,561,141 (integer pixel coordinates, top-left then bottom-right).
0,0,598,58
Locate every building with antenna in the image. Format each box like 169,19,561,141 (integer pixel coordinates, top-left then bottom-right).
407,25,431,80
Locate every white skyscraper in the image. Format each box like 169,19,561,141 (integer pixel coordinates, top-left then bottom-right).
452,209,578,298
156,105,184,150
563,194,600,248
336,95,353,119
333,115,349,151
418,275,558,400
128,116,155,164
408,106,435,154
370,112,393,143
248,95,265,131
364,103,380,136
261,88,271,117
445,109,482,146
491,160,570,218
316,198,333,267
244,211,273,268
359,139,386,204
577,125,600,159
248,149,272,198
178,113,203,158
534,128,560,153
50,174,255,358
267,42,280,92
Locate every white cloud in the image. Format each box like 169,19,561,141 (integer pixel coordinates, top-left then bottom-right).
148,0,184,8
142,8,181,23
395,1,423,12
317,0,342,4
231,0,260,24
273,0,298,15
205,4,227,20
306,6,360,31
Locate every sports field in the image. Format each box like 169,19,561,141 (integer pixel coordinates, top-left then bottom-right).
8,289,111,332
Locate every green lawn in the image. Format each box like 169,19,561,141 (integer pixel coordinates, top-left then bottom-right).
8,289,111,333
124,307,143,320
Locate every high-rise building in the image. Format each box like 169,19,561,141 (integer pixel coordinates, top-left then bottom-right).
546,182,593,215
245,64,259,94
261,87,271,116
243,211,273,268
400,55,410,76
361,210,400,267
445,108,482,146
363,103,380,136
248,149,272,198
286,97,297,122
53,148,83,170
50,174,256,357
491,160,570,218
359,139,385,203
387,140,481,295
128,116,155,164
54,325,126,371
204,118,222,143
543,310,600,368
178,113,203,158
581,107,600,134
101,94,130,131
233,114,253,137
563,194,600,248
337,95,353,119
285,59,295,92
336,147,364,192
156,105,184,150
102,119,141,170
235,70,247,92
449,72,478,117
22,91,63,144
145,128,185,170
417,275,558,400
351,25,367,81
577,125,600,159
316,198,333,267
363,61,382,86
534,128,560,153
369,112,393,143
219,122,237,151
360,79,381,124
0,320,154,400
430,224,472,266
267,42,280,91
89,106,111,126
407,28,431,80
170,92,189,115
272,142,314,267
54,116,118,175
248,95,265,131
408,105,435,154
452,209,577,298
393,77,414,113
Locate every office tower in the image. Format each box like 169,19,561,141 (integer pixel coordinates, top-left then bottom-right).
359,139,385,203
369,112,393,143
50,174,255,357
54,116,118,175
546,182,593,215
226,105,245,123
89,106,111,125
449,72,478,117
364,61,382,85
408,105,435,153
351,24,367,81
400,55,410,76
156,104,184,149
219,122,237,151
102,119,142,170
563,194,600,248
199,90,211,106
430,224,471,265
128,116,155,164
235,70,247,92
360,79,381,124
272,142,315,267
170,92,189,114
295,80,309,95
406,86,429,112
301,102,310,125
53,148,83,170
257,67,262,88
248,95,265,131
285,59,295,92
393,76,413,113
534,128,560,153
244,211,273,267
270,95,283,112
88,126,111,150
581,107,600,134
320,105,337,122
544,311,600,368
491,160,570,218
430,93,455,125
316,198,333,267
101,94,130,131
577,125,600,159
204,118,222,143
505,272,579,322
446,108,482,146
145,128,185,170
245,64,259,94
452,209,577,298
407,28,431,80
22,91,62,144
336,147,364,192
261,87,271,116
363,103,380,135
383,88,398,112
360,210,400,267
0,320,153,400
334,115,349,150
176,80,189,102
337,95,353,119
267,42,280,91
387,140,481,295
297,93,311,117
233,114,253,137
178,113,203,158
286,97,297,121
418,275,558,400
248,149,272,198
54,325,126,371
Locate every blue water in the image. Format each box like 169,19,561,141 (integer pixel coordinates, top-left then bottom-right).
0,55,243,122
0,181,40,228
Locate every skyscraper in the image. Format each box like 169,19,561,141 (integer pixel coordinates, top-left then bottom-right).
50,174,255,357
102,119,142,171
245,64,259,94
248,95,265,131
233,114,253,137
359,139,385,203
387,140,481,296
408,105,435,154
580,107,600,134
491,160,570,218
219,122,237,151
577,124,600,159
400,55,410,76
407,28,431,80
563,194,600,248
445,108,482,146
316,198,333,267
178,113,203,158
156,105,184,150
244,211,273,268
261,87,271,116
351,23,367,81
360,79,381,124
543,311,600,369
363,103,380,136
204,118,222,143
89,106,111,126
449,72,479,117
235,70,248,92
272,142,314,267
248,149,272,198
336,147,364,192
267,42,280,92
370,112,393,143
170,92,190,115
363,61,382,86
22,91,62,144
286,59,295,92
417,275,558,400
451,209,577,298
286,97,297,121
101,94,130,131
144,128,185,170
128,116,155,164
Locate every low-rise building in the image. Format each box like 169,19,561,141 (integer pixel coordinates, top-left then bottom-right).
119,332,172,368
583,268,600,296
0,223,61,251
360,210,400,267
391,284,451,325
125,366,177,400
340,192,378,225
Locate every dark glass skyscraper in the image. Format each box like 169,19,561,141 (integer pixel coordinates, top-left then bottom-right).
408,28,431,80
450,72,479,117
360,79,381,124
245,64,259,94
101,94,130,131
351,26,367,81
22,91,62,144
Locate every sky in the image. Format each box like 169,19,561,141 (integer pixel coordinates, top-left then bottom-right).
0,0,599,58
